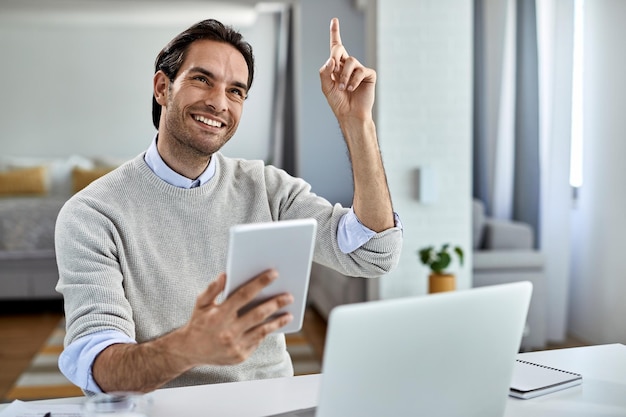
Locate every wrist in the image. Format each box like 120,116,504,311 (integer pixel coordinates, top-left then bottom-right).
154,326,198,372
337,114,375,130
340,118,379,152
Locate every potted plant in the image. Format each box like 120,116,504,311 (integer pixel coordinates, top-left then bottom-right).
418,244,464,293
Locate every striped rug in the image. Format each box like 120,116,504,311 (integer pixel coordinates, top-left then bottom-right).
6,320,321,401
5,321,82,400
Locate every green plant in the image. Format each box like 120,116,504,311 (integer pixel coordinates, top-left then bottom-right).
418,244,464,275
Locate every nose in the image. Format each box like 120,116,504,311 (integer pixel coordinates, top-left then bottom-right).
204,86,228,113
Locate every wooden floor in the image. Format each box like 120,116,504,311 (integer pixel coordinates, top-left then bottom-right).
0,302,65,402
1,302,587,403
300,306,328,362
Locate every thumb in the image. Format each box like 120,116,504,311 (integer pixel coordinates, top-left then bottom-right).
319,58,336,94
196,273,226,309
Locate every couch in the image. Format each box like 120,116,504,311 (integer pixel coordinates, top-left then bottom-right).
471,199,547,350
307,199,547,351
0,197,65,300
307,262,375,321
0,155,121,301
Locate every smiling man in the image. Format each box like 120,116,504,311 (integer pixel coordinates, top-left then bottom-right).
55,18,402,394
154,39,248,178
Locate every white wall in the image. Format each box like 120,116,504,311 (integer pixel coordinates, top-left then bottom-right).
370,0,473,298
569,0,626,344
0,2,279,162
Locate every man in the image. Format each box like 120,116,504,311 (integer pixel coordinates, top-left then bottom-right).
55,17,402,394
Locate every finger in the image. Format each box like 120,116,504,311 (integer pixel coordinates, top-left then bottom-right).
336,56,360,91
231,313,293,361
196,273,226,309
329,17,342,52
227,269,278,312
241,292,294,325
233,288,293,340
244,311,294,349
343,60,375,92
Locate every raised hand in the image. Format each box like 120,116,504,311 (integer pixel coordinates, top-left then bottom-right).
319,18,376,121
317,18,394,233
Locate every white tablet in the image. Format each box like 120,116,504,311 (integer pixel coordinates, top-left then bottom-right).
224,218,318,334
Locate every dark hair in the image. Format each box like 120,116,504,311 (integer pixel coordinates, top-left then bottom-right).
152,19,255,129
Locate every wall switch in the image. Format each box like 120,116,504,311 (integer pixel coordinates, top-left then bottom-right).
414,167,437,204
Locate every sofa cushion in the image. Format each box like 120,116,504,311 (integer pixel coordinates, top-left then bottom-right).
0,197,65,251
0,155,95,197
473,250,544,270
308,262,369,320
472,199,486,249
0,166,47,196
482,219,533,250
72,166,115,193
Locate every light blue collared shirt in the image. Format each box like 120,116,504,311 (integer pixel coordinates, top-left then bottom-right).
59,136,391,393
143,138,217,188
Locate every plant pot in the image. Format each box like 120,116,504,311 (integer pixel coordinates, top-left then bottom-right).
428,273,456,293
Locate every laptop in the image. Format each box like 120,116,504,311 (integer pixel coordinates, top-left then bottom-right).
271,281,532,417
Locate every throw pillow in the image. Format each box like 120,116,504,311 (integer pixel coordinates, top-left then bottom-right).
72,166,114,193
1,155,95,197
0,166,47,196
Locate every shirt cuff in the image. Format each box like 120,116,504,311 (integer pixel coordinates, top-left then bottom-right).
58,330,136,394
338,208,375,253
337,208,403,254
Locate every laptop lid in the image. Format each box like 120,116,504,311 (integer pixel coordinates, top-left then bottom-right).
315,281,532,417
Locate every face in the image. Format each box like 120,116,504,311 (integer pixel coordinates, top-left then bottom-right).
154,39,249,160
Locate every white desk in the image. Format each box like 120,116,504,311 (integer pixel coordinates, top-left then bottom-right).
4,344,626,416
504,343,626,417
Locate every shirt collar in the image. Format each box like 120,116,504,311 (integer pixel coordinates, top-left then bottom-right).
144,135,216,189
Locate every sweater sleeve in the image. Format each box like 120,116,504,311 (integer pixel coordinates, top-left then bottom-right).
55,196,137,346
262,165,403,278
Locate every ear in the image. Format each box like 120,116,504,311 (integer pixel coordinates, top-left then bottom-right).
153,70,170,106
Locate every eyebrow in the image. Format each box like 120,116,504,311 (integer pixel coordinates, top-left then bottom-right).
188,66,248,93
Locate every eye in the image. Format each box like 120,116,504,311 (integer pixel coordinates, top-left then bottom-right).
230,88,246,98
228,88,248,102
193,75,208,83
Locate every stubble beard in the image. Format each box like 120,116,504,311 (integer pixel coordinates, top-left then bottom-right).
164,101,234,160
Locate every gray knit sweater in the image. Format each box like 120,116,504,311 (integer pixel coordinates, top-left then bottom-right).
55,152,402,388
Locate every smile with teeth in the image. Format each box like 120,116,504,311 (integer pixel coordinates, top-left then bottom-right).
194,115,223,128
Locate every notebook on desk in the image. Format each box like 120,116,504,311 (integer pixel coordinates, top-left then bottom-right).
509,359,582,399
269,281,532,417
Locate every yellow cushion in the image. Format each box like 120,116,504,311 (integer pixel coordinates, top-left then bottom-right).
72,167,114,193
0,166,47,196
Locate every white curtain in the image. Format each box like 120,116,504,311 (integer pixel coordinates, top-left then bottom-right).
536,1,576,343
474,0,575,342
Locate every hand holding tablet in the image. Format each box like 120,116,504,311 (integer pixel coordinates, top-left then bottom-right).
224,218,318,334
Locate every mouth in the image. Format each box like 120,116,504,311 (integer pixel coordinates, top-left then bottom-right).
193,114,224,129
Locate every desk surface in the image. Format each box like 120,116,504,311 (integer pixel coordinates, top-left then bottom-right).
505,343,626,416
4,344,626,417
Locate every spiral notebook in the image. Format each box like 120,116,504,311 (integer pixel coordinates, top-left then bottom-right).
510,359,582,399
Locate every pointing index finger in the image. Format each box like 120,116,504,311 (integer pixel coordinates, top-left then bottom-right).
329,17,342,51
